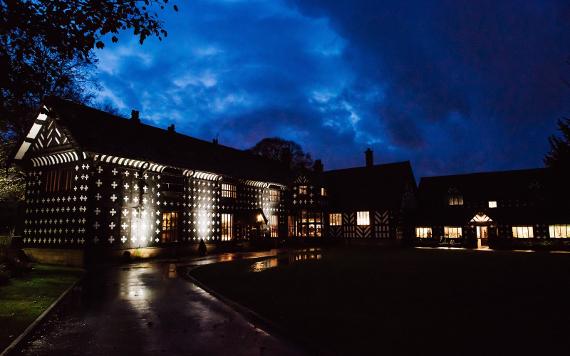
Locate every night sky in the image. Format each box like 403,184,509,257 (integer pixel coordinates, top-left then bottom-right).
92,0,570,178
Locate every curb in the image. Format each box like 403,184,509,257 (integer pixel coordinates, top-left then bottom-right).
182,265,330,356
0,276,82,356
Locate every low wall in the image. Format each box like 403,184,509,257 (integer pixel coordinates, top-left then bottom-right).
23,248,85,266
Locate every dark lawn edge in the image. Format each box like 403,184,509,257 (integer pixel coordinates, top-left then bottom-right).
0,275,83,356
182,265,334,356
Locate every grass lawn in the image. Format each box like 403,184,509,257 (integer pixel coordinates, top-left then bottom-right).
190,247,570,355
0,265,83,351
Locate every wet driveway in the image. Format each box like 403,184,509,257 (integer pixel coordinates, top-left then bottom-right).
12,251,306,356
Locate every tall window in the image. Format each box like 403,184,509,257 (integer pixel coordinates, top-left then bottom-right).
329,213,342,226
512,226,534,238
357,211,370,226
297,210,322,237
221,213,233,241
161,212,179,243
298,185,308,195
43,169,73,193
270,215,278,237
444,226,462,238
288,216,295,237
269,189,280,202
416,227,432,238
221,183,236,198
549,225,570,238
321,187,327,196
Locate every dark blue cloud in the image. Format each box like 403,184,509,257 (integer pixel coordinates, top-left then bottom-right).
91,0,570,178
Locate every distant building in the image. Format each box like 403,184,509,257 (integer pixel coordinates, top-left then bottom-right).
12,98,413,264
414,168,570,249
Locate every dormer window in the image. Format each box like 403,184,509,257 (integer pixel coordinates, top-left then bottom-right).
298,185,308,195
447,188,463,206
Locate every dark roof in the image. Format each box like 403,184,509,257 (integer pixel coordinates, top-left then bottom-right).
416,168,570,224
43,97,291,183
324,161,416,210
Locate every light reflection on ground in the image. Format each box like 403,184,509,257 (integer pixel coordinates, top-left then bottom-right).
250,248,323,272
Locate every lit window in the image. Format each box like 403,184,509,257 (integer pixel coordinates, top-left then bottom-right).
298,185,308,195
270,215,278,237
416,227,432,238
161,212,179,243
221,214,233,241
269,189,280,202
321,187,327,196
549,225,570,238
488,201,497,208
221,183,236,198
448,195,463,206
512,226,534,238
329,213,342,226
444,226,462,238
357,211,370,226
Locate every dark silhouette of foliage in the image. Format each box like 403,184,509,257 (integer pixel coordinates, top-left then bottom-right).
248,137,313,170
545,118,570,173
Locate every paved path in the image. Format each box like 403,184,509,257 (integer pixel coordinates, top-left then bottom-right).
13,251,305,356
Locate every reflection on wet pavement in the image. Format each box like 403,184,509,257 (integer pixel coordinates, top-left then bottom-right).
14,249,305,356
251,248,323,273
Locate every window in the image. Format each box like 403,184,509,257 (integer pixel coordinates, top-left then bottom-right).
221,183,236,198
512,226,534,238
357,211,370,226
329,213,342,226
416,227,432,238
298,185,308,195
448,195,464,206
444,226,462,238
488,201,497,208
549,225,570,238
43,169,73,193
161,212,179,243
296,210,323,237
321,187,327,196
221,213,233,241
270,215,278,237
288,216,295,237
269,189,280,202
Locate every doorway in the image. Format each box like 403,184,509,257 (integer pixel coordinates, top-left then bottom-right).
476,226,489,249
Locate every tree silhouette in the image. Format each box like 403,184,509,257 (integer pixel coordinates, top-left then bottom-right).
545,118,570,173
248,137,313,170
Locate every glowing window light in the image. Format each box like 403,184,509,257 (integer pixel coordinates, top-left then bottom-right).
329,213,342,226
270,215,278,237
256,213,265,223
298,185,308,195
444,226,462,238
221,214,233,241
222,183,236,198
549,224,570,238
356,211,370,226
488,201,497,208
416,227,432,238
512,226,533,238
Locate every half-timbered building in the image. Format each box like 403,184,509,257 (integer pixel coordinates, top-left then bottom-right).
13,97,290,264
414,168,570,249
287,149,416,241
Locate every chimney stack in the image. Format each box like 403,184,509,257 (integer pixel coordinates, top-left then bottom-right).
167,124,175,133
365,148,373,167
131,109,140,123
313,159,324,173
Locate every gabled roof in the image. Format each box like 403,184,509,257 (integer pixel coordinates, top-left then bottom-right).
324,161,416,210
415,167,570,224
16,97,291,184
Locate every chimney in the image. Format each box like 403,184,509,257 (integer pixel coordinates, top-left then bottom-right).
131,109,140,123
365,148,373,167
167,124,175,133
212,138,218,145
313,159,323,173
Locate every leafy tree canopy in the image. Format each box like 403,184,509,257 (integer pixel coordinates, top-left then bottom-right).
248,137,313,170
545,118,570,173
